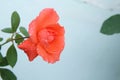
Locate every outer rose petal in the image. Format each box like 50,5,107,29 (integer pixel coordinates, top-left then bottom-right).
29,20,38,43
36,8,59,28
18,39,38,61
29,8,59,43
37,44,59,63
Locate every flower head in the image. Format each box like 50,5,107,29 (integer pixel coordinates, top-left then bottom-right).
18,8,65,63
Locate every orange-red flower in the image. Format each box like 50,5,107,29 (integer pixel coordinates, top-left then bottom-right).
18,8,65,63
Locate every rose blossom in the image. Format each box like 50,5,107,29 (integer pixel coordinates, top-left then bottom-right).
18,8,65,63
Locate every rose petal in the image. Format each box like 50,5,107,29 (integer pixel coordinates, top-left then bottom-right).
18,39,38,61
36,8,59,28
37,43,59,63
46,23,65,36
29,20,38,43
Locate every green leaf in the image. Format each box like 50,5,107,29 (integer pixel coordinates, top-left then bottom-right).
0,37,3,42
0,45,1,50
0,52,3,62
0,52,8,66
1,28,13,33
19,27,29,37
6,44,17,67
0,68,17,80
11,11,20,32
15,33,24,45
100,14,120,35
0,57,9,67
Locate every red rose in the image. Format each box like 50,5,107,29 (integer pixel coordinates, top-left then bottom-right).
18,8,65,63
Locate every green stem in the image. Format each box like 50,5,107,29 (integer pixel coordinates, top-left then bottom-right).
0,36,29,46
12,36,29,41
0,40,10,46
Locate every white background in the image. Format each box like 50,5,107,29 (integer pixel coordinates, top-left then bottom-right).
0,0,120,80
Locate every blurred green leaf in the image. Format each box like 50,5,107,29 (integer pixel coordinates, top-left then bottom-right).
0,46,8,67
0,52,3,62
0,37,3,42
11,11,20,32
15,33,24,45
6,44,17,67
1,28,13,33
0,57,9,67
0,52,8,66
19,27,29,37
100,14,120,35
0,68,17,80
0,45,1,50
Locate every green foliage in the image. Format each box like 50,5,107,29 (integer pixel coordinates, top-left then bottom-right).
11,11,20,32
0,57,9,67
0,52,3,61
6,44,17,67
0,10,31,80
15,33,24,45
1,28,13,33
100,14,120,35
0,37,3,42
0,49,8,67
0,68,17,80
0,52,8,67
19,27,29,37
0,11,28,80
0,45,1,50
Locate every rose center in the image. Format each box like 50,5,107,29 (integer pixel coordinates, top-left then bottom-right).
39,29,55,44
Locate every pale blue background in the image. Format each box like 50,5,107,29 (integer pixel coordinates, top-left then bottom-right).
0,0,120,80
